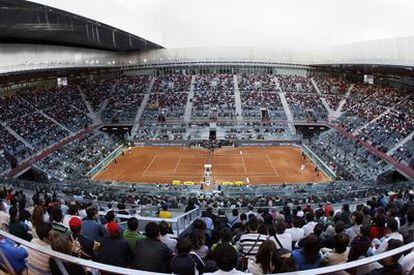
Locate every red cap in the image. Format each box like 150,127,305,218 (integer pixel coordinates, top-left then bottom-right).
106,221,120,234
69,217,82,229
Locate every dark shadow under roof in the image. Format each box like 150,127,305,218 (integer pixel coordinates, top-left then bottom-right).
0,0,163,52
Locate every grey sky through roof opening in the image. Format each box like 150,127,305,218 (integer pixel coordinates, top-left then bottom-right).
31,0,414,50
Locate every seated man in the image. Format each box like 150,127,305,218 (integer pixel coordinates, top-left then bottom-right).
134,222,172,273
205,243,245,275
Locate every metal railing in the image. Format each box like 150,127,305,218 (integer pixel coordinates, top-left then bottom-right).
98,206,201,237
0,228,414,275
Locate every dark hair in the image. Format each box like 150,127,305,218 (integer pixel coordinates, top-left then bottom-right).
193,219,206,231
36,222,52,240
373,214,386,228
232,209,239,216
255,240,277,274
145,222,160,239
352,211,364,225
105,211,115,222
247,217,259,232
360,224,371,238
9,207,18,223
49,231,71,255
292,217,302,228
86,207,97,220
50,207,63,223
213,243,238,272
302,234,321,264
159,221,170,236
219,227,233,243
190,229,206,250
334,221,346,234
68,203,79,215
334,233,349,254
127,217,139,231
313,223,324,237
240,213,247,221
387,239,404,262
176,237,192,256
386,218,398,232
276,221,286,234
275,248,296,273
32,205,45,228
305,212,314,223
162,204,168,211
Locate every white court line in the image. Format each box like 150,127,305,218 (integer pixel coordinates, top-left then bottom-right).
173,156,182,174
266,154,279,176
143,155,157,175
241,155,247,174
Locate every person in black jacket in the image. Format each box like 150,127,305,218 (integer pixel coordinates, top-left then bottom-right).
134,222,172,273
97,221,133,268
171,237,205,275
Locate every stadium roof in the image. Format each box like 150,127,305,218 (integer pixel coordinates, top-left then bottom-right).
30,0,414,50
0,0,162,51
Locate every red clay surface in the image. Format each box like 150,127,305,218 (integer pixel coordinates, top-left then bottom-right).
94,146,329,185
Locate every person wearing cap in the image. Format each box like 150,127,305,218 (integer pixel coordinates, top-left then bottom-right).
97,221,133,268
69,216,97,260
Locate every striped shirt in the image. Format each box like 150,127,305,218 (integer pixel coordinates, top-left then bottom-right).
27,239,51,275
238,233,267,259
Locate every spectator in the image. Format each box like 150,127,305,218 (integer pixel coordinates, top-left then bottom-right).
373,219,403,255
348,224,372,261
134,222,172,273
371,214,387,240
0,200,10,230
68,216,96,260
292,234,323,270
302,212,317,237
63,202,79,228
27,222,52,275
8,206,32,242
98,221,133,268
228,209,240,228
205,243,244,275
31,205,45,239
399,207,414,244
321,233,350,266
286,216,305,246
345,211,364,243
190,229,209,259
368,239,403,275
269,221,292,251
82,207,105,242
50,206,70,236
49,231,86,275
274,248,297,273
238,217,267,260
171,237,205,275
248,240,277,274
159,220,177,253
123,217,145,250
159,204,172,219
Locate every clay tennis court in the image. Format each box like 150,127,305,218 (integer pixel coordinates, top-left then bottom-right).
94,146,328,185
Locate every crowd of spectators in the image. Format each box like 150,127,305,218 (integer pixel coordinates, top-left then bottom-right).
102,76,151,123
310,130,389,181
240,91,285,120
134,123,187,141
35,131,118,181
238,73,276,91
0,178,414,274
81,79,118,111
277,75,316,94
285,93,328,121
